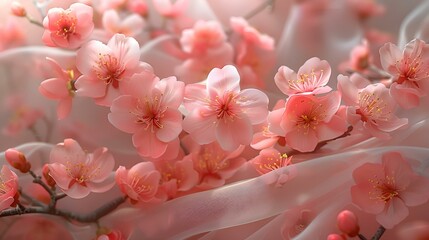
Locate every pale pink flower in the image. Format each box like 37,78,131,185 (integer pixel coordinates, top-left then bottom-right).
0,19,25,51
280,92,347,152
115,162,161,203
42,3,94,49
108,72,184,158
251,148,292,175
184,140,246,189
180,20,226,54
102,10,145,37
183,65,269,151
275,57,332,96
152,0,188,18
39,57,77,120
379,39,429,109
75,34,142,106
47,139,115,199
336,210,360,237
340,39,372,72
5,148,31,173
154,157,199,199
230,17,274,51
351,152,429,229
338,74,408,139
2,95,44,137
0,165,19,211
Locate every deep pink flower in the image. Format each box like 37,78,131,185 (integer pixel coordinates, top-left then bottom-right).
338,74,408,139
280,92,347,152
183,65,269,151
336,210,360,237
351,152,429,229
251,148,292,175
379,39,429,109
0,165,19,211
108,72,184,158
275,57,332,96
39,57,77,120
115,162,161,203
75,34,142,106
48,139,115,199
102,9,145,37
42,3,94,49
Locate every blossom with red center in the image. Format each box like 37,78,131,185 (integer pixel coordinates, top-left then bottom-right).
275,57,332,96
351,151,429,229
338,74,408,139
251,148,292,175
183,65,269,151
108,71,184,158
0,165,19,211
115,162,161,203
75,34,142,106
279,92,347,152
379,39,429,109
42,3,94,49
39,57,77,120
47,139,115,199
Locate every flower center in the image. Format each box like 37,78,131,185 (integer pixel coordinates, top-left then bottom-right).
212,92,239,121
197,146,228,174
130,174,152,194
396,56,426,84
56,11,77,39
296,114,319,133
95,54,125,88
133,95,166,132
357,92,388,122
259,153,290,172
288,69,324,92
369,175,399,203
65,161,100,186
0,177,7,194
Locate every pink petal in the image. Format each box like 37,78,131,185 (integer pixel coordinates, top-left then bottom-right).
207,65,241,98
39,78,69,98
90,147,115,183
50,139,85,165
376,198,409,229
0,197,14,211
238,89,269,124
157,76,184,108
379,42,402,73
400,176,429,206
216,115,252,151
74,74,106,98
274,66,297,95
64,182,91,199
48,163,71,190
285,129,318,152
108,95,141,133
76,40,111,74
57,98,73,120
156,109,182,142
183,109,217,145
108,34,140,69
102,10,121,33
121,14,145,36
390,83,420,109
133,129,168,158
297,57,331,88
337,74,358,105
87,174,115,193
317,115,347,141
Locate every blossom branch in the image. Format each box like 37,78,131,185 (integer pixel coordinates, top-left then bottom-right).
244,0,276,20
0,196,127,223
371,225,386,240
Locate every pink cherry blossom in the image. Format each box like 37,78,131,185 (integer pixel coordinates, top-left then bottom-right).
183,65,269,151
251,148,292,175
0,19,25,51
184,140,246,189
340,39,372,72
0,165,19,211
102,10,145,37
351,151,429,229
338,74,408,139
74,34,142,106
280,92,347,152
154,157,199,199
42,3,94,49
230,17,274,51
180,20,226,55
152,0,188,18
379,39,429,109
47,138,115,199
115,162,161,203
39,57,77,120
275,57,332,96
108,72,184,159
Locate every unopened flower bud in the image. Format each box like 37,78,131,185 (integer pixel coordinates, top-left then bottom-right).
11,1,27,17
327,233,346,240
5,148,31,173
42,164,56,187
337,210,360,237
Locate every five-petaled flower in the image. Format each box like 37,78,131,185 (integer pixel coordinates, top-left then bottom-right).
108,71,184,158
75,34,143,106
351,151,429,229
379,39,429,109
42,3,94,49
47,138,115,199
183,65,269,151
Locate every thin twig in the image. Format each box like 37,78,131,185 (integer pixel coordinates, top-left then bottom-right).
358,234,368,240
371,225,386,240
243,0,276,20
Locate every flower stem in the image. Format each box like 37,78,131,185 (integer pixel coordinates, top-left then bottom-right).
244,0,276,20
371,225,386,240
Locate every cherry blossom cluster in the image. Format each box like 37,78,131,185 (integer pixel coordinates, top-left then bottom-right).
1,0,429,239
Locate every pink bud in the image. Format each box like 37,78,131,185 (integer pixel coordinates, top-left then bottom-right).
127,0,148,16
11,1,27,17
5,148,31,173
42,164,56,187
327,233,346,240
337,210,360,237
